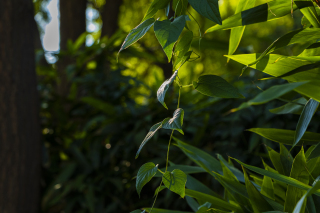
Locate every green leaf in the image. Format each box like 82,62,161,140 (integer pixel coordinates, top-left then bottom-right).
173,0,188,16
246,28,320,66
293,177,320,213
295,0,320,28
294,99,319,148
232,82,307,112
243,167,273,212
261,167,275,200
119,18,156,54
307,143,320,160
142,0,171,21
185,189,242,212
228,0,255,56
279,144,293,177
130,210,144,213
186,196,200,212
157,71,178,109
136,162,158,197
186,175,221,197
299,42,320,57
294,81,320,102
154,15,190,62
193,75,244,99
269,97,307,115
249,128,320,146
174,31,193,69
206,0,299,33
174,51,193,69
162,169,187,198
136,122,162,159
155,165,206,177
284,148,309,213
162,108,184,134
188,0,221,24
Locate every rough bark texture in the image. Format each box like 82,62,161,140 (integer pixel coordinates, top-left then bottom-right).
58,0,87,95
101,0,123,38
0,0,41,212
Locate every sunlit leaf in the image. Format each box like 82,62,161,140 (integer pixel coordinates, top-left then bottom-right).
157,71,178,109
174,31,193,69
136,162,158,196
154,15,190,62
162,108,184,134
188,0,221,24
162,169,187,198
193,75,244,99
294,0,320,28
142,0,171,21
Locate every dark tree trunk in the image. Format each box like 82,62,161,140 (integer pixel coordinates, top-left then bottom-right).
100,0,123,38
0,0,41,212
58,0,87,95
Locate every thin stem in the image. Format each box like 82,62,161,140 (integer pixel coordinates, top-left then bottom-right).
165,130,174,172
181,84,193,88
177,87,181,109
157,169,165,174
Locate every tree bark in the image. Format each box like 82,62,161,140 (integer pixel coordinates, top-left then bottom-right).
58,0,87,95
100,0,123,38
0,0,41,212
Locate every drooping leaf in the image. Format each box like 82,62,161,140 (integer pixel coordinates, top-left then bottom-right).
185,189,242,212
293,99,319,148
119,18,156,54
162,169,187,198
269,97,307,115
193,75,244,99
293,178,320,213
157,71,178,109
162,108,184,134
136,162,158,196
188,0,221,24
228,0,255,56
174,31,193,69
248,128,320,146
284,148,309,213
136,122,162,159
142,0,171,21
243,167,273,212
173,0,188,16
206,0,300,33
154,15,190,62
307,143,320,160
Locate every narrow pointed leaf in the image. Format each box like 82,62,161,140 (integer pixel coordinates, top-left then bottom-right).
136,122,162,158
293,99,319,148
157,71,178,109
284,148,309,213
228,0,255,56
279,144,293,177
294,81,320,102
136,162,158,196
188,0,221,24
162,108,184,134
295,0,320,28
193,75,244,98
307,143,320,160
142,0,171,21
162,169,187,198
119,18,156,53
269,97,307,115
155,165,206,177
154,15,190,62
299,42,320,57
249,128,320,146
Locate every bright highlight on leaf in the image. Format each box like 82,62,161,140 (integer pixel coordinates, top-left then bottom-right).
136,162,158,197
188,0,222,24
193,75,244,99
154,15,190,62
162,169,187,198
162,108,184,134
157,71,178,109
142,0,171,22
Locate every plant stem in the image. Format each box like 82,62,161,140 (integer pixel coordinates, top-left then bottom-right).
181,84,193,88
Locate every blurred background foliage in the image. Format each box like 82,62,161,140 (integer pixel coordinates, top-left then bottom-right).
33,0,320,212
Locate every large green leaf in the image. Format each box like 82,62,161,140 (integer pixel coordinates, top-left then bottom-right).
269,97,307,115
232,82,307,112
243,167,273,212
154,15,190,62
248,128,320,146
136,122,162,159
294,0,320,28
136,162,158,196
119,18,156,54
188,0,221,24
162,169,187,198
206,0,299,33
157,71,178,109
226,54,320,82
228,0,255,56
293,99,319,148
174,31,193,69
294,81,320,102
162,108,185,134
193,75,244,99
142,0,171,21
293,177,320,213
185,189,243,212
284,148,309,213
299,42,320,57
